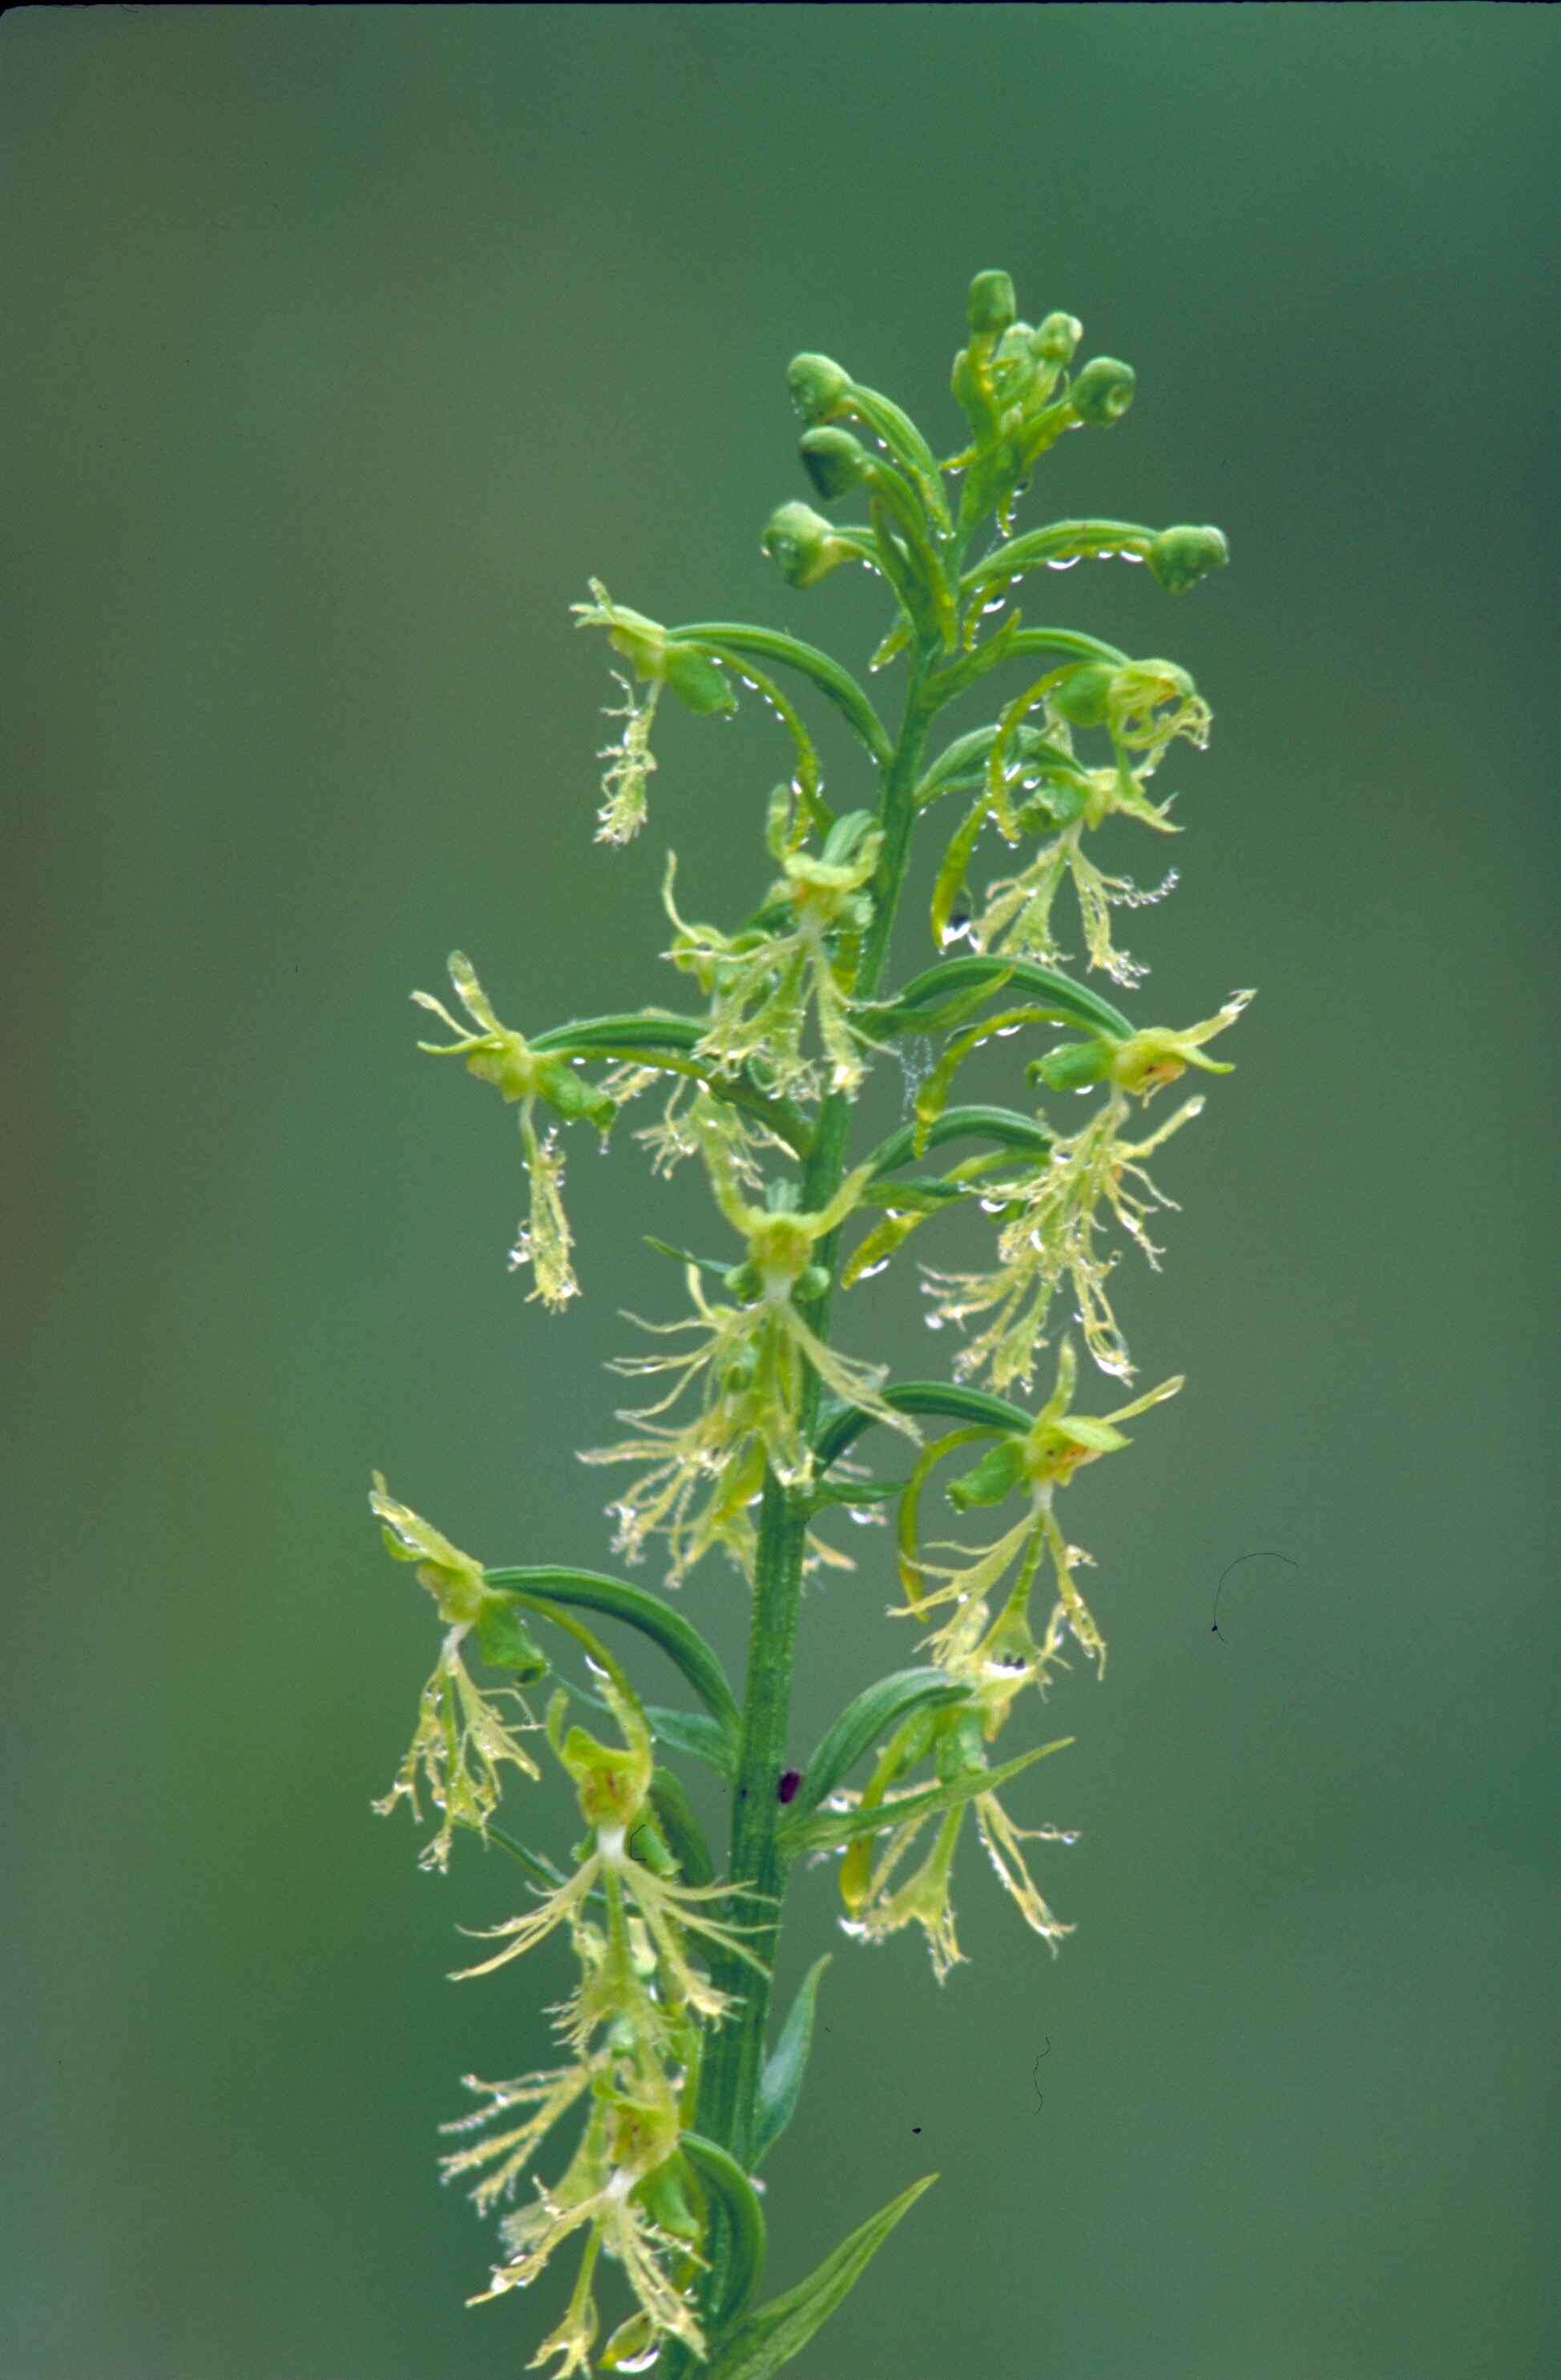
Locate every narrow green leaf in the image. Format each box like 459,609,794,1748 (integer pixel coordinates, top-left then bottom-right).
854,1173,974,1215
647,1704,740,1781
845,384,950,526
793,1668,973,1822
780,1735,1073,1857
929,787,991,949
647,1764,716,1887
704,2172,938,2380
528,1010,705,1055
482,1565,742,1741
644,1234,732,1279
914,721,1079,809
479,1820,605,1909
1004,626,1130,668
525,1015,813,1160
814,1379,1032,1470
910,1003,1057,1157
681,2133,769,2334
922,606,1027,708
863,952,1134,1042
961,518,1156,598
752,1954,832,2170
862,1103,1053,1179
894,1425,1002,1609
669,623,893,768
803,1475,906,1513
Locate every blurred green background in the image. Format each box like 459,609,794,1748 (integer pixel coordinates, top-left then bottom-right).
4,8,1557,2377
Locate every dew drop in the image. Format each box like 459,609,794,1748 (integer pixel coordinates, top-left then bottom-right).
995,1023,1023,1039
1045,556,1079,571
856,1258,890,1281
1122,550,1145,563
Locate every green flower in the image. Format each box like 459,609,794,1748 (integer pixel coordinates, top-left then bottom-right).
583,1127,920,1580
413,952,615,1309
969,657,1211,986
897,1341,1183,1673
571,579,735,844
470,2062,708,2372
662,818,883,1100
451,1673,772,2013
921,1083,1207,1390
369,1476,543,1871
838,1704,1075,1982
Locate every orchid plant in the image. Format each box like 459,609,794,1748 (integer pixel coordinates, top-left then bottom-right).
371,268,1246,2376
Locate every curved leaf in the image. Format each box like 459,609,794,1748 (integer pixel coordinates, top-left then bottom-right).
704,2172,938,2380
525,1015,813,1160
862,953,1133,1043
961,517,1156,599
478,1819,599,1904
861,1103,1053,1180
752,1954,832,2171
930,786,994,948
922,605,1027,708
780,1734,1074,1858
814,1379,1032,1470
914,721,1075,810
669,623,892,768
1006,625,1131,668
680,2133,768,2333
529,1010,706,1056
894,1424,1007,1612
793,1668,973,1823
482,1564,741,1742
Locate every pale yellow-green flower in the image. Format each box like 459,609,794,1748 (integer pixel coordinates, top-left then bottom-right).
452,1677,772,2011
662,827,883,1099
369,1475,543,1872
921,1084,1206,1390
413,954,616,1310
471,2064,708,2372
896,1339,1183,1675
583,1128,920,1581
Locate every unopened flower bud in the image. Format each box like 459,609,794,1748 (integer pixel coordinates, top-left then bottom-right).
762,498,855,588
946,1435,1026,1512
663,643,735,715
799,426,869,503
935,1707,990,1781
1031,1036,1117,1093
967,269,1017,337
1047,661,1119,728
787,351,852,424
1147,523,1230,594
1033,311,1083,365
1069,357,1136,426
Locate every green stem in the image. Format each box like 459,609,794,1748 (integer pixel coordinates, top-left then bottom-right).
680,643,941,2341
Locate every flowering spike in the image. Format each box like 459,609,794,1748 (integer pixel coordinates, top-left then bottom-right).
371,264,1254,2370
